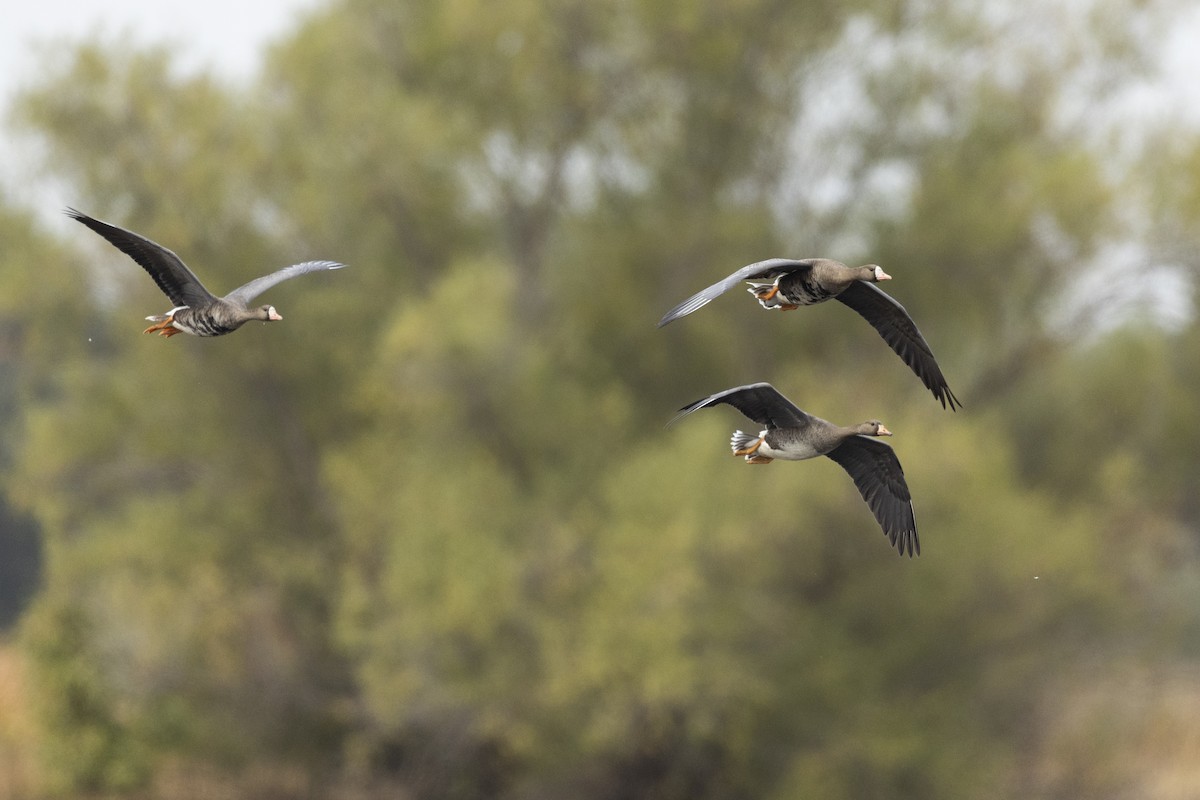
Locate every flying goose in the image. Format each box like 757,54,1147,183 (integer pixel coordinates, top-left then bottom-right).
66,208,345,338
657,258,960,410
672,382,919,556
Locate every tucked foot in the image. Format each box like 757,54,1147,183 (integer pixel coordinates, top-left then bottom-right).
733,436,764,457
780,304,799,311
143,317,179,337
746,455,774,464
751,284,780,302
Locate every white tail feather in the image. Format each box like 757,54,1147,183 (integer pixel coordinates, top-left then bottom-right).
145,305,188,322
730,430,760,455
746,282,786,309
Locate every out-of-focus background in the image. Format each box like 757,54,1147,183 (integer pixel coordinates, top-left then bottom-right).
3,0,1200,797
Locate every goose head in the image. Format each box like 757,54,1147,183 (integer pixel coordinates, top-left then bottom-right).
856,420,892,437
256,305,283,322
864,264,891,282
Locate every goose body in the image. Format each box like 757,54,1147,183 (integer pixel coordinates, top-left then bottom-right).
66,208,344,338
657,258,960,410
672,382,919,557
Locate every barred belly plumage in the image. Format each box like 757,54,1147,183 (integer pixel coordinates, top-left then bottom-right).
779,271,836,306
175,308,239,337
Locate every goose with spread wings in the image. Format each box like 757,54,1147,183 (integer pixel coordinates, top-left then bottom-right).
672,382,919,556
66,208,345,338
658,258,960,410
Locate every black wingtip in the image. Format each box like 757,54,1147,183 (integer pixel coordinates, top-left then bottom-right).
893,530,920,557
665,401,700,428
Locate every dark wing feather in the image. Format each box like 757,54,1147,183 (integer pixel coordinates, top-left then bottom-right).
670,382,813,429
825,435,919,557
223,261,346,307
657,258,816,327
836,281,961,410
65,208,216,308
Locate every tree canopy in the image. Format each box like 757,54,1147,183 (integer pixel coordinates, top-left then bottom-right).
3,0,1200,797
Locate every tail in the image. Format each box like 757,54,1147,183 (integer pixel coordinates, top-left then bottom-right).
746,282,784,309
730,430,759,455
145,305,188,323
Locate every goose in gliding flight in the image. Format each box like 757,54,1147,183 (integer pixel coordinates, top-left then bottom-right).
672,382,919,556
658,258,960,410
67,208,345,338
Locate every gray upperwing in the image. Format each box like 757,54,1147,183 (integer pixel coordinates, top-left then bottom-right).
656,258,815,327
671,382,813,429
224,260,346,306
65,208,216,308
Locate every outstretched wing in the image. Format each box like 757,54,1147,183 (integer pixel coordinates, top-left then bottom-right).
657,258,816,327
825,435,919,557
65,208,216,308
224,261,346,306
670,382,813,429
836,281,961,411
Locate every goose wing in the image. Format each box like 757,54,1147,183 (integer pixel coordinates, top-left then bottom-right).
825,435,918,556
657,258,816,327
835,281,961,410
223,260,346,307
66,208,216,308
671,382,813,429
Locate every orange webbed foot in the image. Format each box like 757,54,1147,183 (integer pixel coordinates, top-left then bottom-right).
734,437,765,457
746,455,774,464
751,284,780,302
143,317,180,337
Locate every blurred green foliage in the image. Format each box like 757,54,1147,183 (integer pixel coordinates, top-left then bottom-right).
2,0,1199,797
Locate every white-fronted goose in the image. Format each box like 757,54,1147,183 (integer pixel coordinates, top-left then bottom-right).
657,258,960,410
672,382,919,556
66,208,345,338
